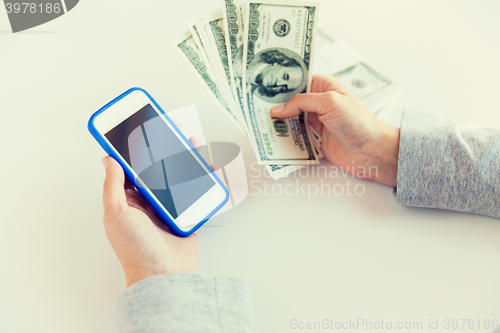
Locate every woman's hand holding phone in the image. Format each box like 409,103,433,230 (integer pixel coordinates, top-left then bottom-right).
102,121,201,287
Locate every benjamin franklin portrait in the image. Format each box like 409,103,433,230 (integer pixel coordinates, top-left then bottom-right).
247,49,308,103
233,47,309,104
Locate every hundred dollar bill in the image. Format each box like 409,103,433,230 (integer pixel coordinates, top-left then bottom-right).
316,29,336,49
312,34,399,117
267,123,324,180
308,124,322,144
333,62,394,101
172,32,245,133
222,0,250,132
187,19,213,74
204,9,234,96
266,164,302,180
202,9,247,130
188,18,232,102
191,16,247,130
242,0,320,165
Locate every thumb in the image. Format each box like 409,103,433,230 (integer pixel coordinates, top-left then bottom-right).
102,156,127,218
270,91,340,119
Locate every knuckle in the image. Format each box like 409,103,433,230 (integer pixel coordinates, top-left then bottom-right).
287,94,303,110
319,91,339,115
290,93,304,104
324,91,337,100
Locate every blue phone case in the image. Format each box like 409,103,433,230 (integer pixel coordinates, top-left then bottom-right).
88,87,229,237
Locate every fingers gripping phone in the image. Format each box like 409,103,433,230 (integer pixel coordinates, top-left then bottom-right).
88,88,229,237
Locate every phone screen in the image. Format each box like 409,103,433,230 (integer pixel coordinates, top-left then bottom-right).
105,103,215,219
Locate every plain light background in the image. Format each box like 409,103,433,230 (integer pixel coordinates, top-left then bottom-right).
1,1,500,332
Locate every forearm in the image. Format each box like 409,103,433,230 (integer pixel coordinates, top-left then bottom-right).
114,274,254,333
394,107,500,218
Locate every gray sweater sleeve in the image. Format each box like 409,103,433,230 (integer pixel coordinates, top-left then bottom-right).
395,106,500,218
113,273,254,333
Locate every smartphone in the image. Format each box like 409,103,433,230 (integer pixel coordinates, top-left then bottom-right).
88,88,229,237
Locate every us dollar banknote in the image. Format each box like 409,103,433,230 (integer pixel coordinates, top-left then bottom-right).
202,9,247,130
172,32,245,132
188,18,231,102
204,9,233,95
333,62,392,100
242,1,320,165
222,0,250,132
266,127,324,180
312,33,399,117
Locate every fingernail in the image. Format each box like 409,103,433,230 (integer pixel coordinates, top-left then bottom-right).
102,157,108,169
271,104,285,115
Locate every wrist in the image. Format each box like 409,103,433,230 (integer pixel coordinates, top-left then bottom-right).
366,124,400,187
124,263,197,287
125,268,161,287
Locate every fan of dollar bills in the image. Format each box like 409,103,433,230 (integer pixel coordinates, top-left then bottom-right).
173,0,399,180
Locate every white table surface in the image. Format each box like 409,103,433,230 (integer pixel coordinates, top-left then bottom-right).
1,1,500,332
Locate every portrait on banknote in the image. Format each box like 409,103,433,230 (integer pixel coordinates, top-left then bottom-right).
245,48,308,103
